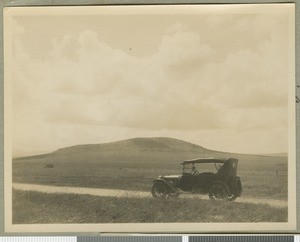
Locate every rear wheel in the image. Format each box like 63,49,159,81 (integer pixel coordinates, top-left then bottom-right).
151,182,170,198
209,183,229,201
228,179,242,201
227,194,238,201
170,192,180,198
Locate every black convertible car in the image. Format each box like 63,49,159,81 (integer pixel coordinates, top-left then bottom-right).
151,157,242,201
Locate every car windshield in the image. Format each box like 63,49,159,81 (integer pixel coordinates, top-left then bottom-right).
182,162,223,174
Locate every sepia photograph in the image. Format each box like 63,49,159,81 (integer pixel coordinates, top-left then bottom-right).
4,4,296,233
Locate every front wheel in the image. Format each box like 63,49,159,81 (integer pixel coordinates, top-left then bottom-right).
209,183,229,201
151,182,170,198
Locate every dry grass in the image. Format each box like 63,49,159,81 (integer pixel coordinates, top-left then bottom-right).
13,138,288,200
13,157,287,200
13,190,287,224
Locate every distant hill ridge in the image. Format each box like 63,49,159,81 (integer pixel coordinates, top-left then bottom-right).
54,137,207,154
13,137,287,162
14,137,211,161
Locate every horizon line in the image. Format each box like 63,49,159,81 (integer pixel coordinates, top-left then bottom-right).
12,136,288,159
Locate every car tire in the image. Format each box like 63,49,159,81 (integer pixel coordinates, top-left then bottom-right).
227,194,238,201
208,183,229,201
170,192,180,198
151,182,170,198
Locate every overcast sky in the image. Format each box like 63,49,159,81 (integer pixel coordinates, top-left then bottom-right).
9,6,293,156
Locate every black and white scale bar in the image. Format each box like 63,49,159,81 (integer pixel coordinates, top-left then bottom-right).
0,236,298,242
189,236,294,242
78,236,181,242
78,236,296,242
0,237,77,242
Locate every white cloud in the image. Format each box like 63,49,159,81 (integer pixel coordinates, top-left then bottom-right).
11,16,290,154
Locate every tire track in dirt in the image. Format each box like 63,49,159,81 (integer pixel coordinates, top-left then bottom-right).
13,183,150,198
13,183,287,208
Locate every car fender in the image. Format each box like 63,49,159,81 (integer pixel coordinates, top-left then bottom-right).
153,178,178,192
209,180,230,193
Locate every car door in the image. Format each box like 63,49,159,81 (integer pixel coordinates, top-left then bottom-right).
178,173,196,191
193,173,215,192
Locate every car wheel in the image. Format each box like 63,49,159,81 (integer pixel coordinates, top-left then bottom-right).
227,194,238,201
209,183,229,201
170,192,180,198
151,182,170,198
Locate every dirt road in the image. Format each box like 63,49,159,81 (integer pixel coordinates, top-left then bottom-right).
13,183,287,208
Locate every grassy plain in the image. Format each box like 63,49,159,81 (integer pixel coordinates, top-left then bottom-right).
13,190,287,224
13,138,288,200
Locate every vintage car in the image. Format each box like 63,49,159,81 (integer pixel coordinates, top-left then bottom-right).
151,157,242,201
